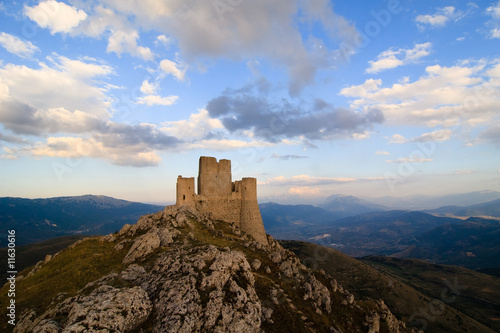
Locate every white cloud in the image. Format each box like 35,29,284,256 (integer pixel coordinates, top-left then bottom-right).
0,147,18,160
155,34,170,46
375,151,390,155
487,1,500,20
415,6,457,28
266,175,357,186
366,43,431,74
491,28,500,38
388,134,407,144
487,1,500,39
140,80,157,95
341,60,500,129
0,56,112,135
53,56,113,78
26,3,155,61
107,30,154,61
162,109,223,140
287,186,321,197
159,59,186,81
0,32,39,58
86,0,359,95
24,0,362,93
137,94,178,106
185,138,275,151
340,78,381,97
412,129,452,142
24,0,87,34
30,136,162,167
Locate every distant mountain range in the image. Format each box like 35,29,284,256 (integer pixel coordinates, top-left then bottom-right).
260,196,500,270
296,210,461,257
2,193,499,271
423,198,500,218
0,195,162,246
260,190,500,209
395,217,500,270
318,194,388,216
363,190,500,210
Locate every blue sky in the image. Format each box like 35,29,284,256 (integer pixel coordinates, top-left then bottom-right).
0,0,499,204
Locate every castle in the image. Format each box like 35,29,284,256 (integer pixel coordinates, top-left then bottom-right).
176,156,268,244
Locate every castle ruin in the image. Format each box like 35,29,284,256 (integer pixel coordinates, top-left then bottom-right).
176,156,268,244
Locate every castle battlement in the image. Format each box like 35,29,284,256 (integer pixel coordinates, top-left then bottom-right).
176,156,268,244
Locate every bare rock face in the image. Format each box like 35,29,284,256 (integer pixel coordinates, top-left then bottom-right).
65,285,152,332
15,285,152,332
14,205,412,333
122,230,161,265
146,246,261,333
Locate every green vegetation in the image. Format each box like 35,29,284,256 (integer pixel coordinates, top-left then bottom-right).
0,237,131,332
281,240,498,333
0,235,87,281
363,256,500,333
6,209,496,332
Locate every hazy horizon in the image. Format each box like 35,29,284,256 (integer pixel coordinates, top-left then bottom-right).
1,1,499,204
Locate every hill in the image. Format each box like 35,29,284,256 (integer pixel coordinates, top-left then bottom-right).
319,194,387,217
0,206,418,333
260,202,338,239
303,210,461,257
424,199,500,218
260,205,500,271
366,190,500,210
362,256,500,333
281,240,499,333
0,195,162,246
0,235,86,281
393,217,500,270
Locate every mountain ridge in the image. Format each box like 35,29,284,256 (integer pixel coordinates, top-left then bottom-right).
0,205,419,333
0,195,162,246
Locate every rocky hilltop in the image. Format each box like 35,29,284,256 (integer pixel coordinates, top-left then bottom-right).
10,206,417,332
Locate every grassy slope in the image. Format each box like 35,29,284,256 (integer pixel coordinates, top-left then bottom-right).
0,237,132,332
280,240,496,333
362,256,500,333
0,214,393,333
0,235,87,281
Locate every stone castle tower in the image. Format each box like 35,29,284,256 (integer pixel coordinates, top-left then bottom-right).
176,156,268,244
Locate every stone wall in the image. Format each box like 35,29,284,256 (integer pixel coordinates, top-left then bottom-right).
198,156,232,196
176,157,268,244
176,176,195,208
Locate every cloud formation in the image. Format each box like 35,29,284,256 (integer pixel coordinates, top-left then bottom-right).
137,94,178,106
24,0,87,34
486,1,500,39
415,6,460,28
206,89,384,143
29,0,358,95
271,154,309,160
265,174,385,186
0,56,112,135
0,32,39,58
160,59,186,81
366,43,431,73
341,60,500,129
0,55,183,166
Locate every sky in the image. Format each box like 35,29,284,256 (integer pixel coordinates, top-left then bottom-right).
0,0,499,204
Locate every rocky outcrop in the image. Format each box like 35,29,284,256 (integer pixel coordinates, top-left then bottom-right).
146,245,261,332
15,285,152,332
14,205,415,333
